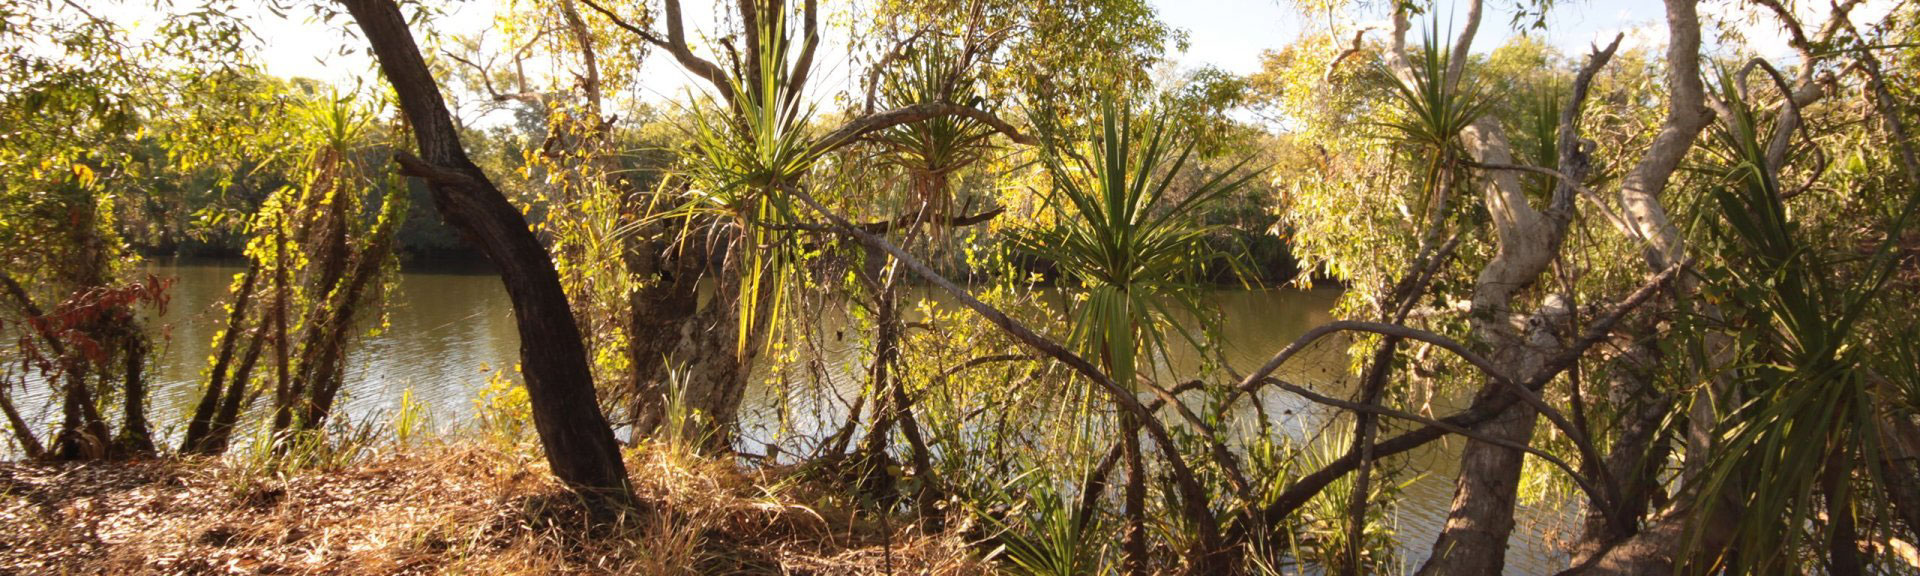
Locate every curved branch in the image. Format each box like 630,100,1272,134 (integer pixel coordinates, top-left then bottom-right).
783,183,1229,570
1218,319,1606,496
858,207,1002,234
1265,376,1620,529
811,102,1035,157
578,0,736,106
1323,26,1377,82
1242,259,1687,538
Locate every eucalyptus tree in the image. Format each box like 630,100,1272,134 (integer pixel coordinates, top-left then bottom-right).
1243,0,1920,573
443,0,663,415
1571,4,1920,572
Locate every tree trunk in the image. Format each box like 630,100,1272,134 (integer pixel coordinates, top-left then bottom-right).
627,237,702,436
1414,112,1571,575
52,367,108,460
1569,0,1713,562
184,264,260,453
1,272,108,459
341,0,633,515
1559,499,1736,576
297,187,406,430
269,227,293,435
1825,446,1864,575
1121,410,1149,576
1341,338,1399,576
1878,411,1920,540
116,330,154,455
275,181,354,434
0,382,43,459
668,297,754,451
856,269,905,495
203,315,269,454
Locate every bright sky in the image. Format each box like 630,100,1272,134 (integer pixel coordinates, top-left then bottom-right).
231,0,1889,105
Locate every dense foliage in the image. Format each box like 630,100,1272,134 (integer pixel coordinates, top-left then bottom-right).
3,0,1919,574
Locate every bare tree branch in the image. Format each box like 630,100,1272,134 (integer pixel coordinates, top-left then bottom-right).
782,182,1230,571
578,0,737,106
810,102,1035,158
1244,259,1686,539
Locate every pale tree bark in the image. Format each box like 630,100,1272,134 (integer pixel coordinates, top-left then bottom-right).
1566,0,1713,562
1414,53,1578,576
338,0,633,515
1568,1,1879,569
1400,0,1723,573
1611,0,1715,489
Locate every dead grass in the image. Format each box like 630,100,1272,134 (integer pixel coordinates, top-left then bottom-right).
0,441,992,575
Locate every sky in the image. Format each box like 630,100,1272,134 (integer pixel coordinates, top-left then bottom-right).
223,0,1885,106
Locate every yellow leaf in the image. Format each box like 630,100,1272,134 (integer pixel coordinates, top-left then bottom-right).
71,163,96,187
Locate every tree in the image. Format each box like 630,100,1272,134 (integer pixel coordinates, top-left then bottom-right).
337,0,633,515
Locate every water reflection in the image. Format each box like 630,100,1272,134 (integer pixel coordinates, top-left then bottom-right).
11,263,1567,573
139,261,522,432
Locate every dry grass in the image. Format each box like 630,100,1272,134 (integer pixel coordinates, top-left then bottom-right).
0,441,992,575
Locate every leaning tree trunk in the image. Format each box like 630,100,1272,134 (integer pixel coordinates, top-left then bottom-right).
1567,0,1715,562
2,272,110,460
297,185,407,430
202,313,269,455
340,0,633,515
1413,0,1711,570
1414,114,1574,576
183,263,260,453
0,385,40,458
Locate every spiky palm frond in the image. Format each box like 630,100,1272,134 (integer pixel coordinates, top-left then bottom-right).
1372,21,1491,153
873,38,998,178
1370,20,1492,239
1017,101,1259,387
1686,66,1920,575
989,482,1116,576
668,1,821,356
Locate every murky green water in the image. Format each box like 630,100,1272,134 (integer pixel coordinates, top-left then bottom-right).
16,262,1570,573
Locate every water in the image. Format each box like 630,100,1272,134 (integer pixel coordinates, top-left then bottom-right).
13,262,1573,573
133,261,522,431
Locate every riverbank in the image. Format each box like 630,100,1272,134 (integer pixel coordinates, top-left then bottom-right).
0,441,986,575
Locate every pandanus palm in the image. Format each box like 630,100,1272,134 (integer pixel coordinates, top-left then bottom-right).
1687,69,1920,574
676,30,816,357
641,0,820,448
1016,101,1256,572
872,39,998,227
1021,103,1257,388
